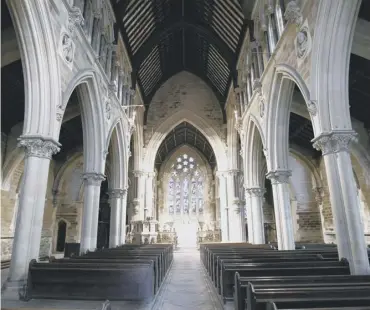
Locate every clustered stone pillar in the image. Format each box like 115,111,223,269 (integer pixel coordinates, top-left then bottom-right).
313,131,370,274
132,170,146,221
266,170,295,250
8,137,60,286
217,172,229,242
245,187,266,244
108,189,124,248
80,172,105,253
145,172,156,220
226,170,244,242
120,187,128,244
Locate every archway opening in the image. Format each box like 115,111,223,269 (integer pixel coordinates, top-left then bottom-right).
155,122,217,248
56,220,67,252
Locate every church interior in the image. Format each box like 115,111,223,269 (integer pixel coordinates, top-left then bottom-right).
1,0,370,309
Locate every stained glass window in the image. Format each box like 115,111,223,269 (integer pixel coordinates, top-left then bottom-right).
167,153,204,216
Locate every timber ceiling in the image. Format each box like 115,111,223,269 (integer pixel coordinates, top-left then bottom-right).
112,0,246,115
155,121,217,170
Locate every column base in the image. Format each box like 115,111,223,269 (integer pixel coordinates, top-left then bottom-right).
1,279,29,301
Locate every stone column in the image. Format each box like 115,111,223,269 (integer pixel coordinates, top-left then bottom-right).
120,187,128,244
91,11,102,55
145,172,156,219
80,172,105,253
7,137,60,287
266,170,295,250
217,172,229,241
227,170,244,242
245,187,266,244
244,187,254,243
108,189,124,248
132,170,146,221
312,131,370,274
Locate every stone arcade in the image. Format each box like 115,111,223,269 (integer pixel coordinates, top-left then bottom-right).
1,0,370,309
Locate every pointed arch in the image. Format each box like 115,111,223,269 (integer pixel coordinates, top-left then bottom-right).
144,109,227,172
265,64,321,172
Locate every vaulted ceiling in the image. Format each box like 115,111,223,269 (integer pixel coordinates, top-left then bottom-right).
155,122,216,170
112,0,247,111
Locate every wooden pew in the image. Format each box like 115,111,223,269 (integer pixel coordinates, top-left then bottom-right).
247,284,370,310
220,260,350,302
234,273,370,310
26,259,155,301
26,244,173,301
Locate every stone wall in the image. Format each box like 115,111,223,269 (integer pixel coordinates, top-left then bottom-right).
144,71,225,146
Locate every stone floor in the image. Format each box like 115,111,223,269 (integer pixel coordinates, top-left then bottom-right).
1,247,225,310
151,247,223,310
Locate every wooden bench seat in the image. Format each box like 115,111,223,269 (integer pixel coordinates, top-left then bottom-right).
234,273,370,310
247,285,370,310
220,260,350,302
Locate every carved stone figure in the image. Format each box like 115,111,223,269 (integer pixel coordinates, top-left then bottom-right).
296,28,308,58
61,33,74,64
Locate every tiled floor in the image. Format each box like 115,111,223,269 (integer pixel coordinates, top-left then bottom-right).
1,247,224,310
151,247,223,310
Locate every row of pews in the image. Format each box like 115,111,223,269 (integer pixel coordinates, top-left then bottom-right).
200,242,370,310
24,244,173,301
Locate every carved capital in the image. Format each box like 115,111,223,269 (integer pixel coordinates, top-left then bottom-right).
216,171,228,179
245,187,266,198
18,137,61,159
312,131,357,156
83,172,105,186
227,169,240,177
68,6,84,34
284,1,303,27
266,170,292,184
108,188,127,199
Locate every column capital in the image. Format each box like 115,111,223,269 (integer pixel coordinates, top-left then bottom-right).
132,170,146,177
245,187,266,197
312,131,357,156
18,136,61,159
216,171,228,178
83,172,105,186
226,169,240,177
266,170,292,184
108,188,127,199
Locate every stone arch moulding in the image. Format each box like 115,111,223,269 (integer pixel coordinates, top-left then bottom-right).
310,0,361,131
104,117,128,189
244,116,267,187
6,1,61,138
144,109,228,172
53,152,83,200
265,64,321,172
59,70,106,173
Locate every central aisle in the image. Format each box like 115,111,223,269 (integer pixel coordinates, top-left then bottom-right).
151,247,223,310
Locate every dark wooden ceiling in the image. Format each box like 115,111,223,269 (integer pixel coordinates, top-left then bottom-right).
112,0,246,114
155,121,216,170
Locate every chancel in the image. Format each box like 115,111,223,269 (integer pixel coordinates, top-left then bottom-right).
1,0,370,309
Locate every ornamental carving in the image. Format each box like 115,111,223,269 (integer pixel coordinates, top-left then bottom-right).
18,137,60,159
108,189,126,199
61,32,74,64
68,6,84,35
82,172,105,186
266,170,292,185
312,131,357,156
259,99,265,118
307,100,317,116
105,102,112,120
245,188,266,198
284,1,303,27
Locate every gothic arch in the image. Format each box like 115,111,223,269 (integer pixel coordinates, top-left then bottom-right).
6,1,61,138
310,0,361,131
244,117,266,188
104,118,127,189
61,71,106,173
144,109,227,172
265,64,320,172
